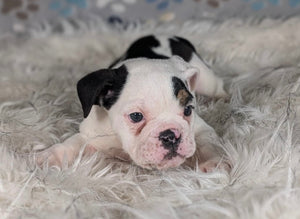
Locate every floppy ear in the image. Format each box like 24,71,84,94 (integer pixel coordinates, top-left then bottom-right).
182,67,199,92
77,65,128,118
169,56,199,92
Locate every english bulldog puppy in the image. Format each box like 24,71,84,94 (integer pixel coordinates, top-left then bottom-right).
38,35,230,172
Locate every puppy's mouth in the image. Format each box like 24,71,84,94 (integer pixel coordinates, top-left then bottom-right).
155,153,186,170
163,151,185,160
141,151,186,170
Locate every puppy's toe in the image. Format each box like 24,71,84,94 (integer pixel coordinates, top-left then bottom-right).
36,144,72,167
83,144,97,156
36,151,59,167
216,89,229,99
199,159,231,173
199,160,218,173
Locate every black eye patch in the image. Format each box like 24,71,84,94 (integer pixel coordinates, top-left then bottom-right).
172,77,193,106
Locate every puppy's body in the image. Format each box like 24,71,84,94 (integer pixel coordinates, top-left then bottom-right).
110,35,226,98
39,35,229,171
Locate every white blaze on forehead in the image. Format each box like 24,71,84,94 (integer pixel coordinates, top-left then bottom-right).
114,58,186,110
151,36,173,57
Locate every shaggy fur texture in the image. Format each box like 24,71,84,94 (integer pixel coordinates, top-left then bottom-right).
1,17,300,218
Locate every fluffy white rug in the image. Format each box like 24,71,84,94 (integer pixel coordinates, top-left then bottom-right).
1,17,300,218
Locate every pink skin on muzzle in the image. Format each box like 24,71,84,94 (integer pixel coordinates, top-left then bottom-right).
133,122,196,169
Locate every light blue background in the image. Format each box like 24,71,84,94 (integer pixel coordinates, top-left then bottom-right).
1,0,300,33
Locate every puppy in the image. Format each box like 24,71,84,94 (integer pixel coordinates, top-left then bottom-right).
38,35,230,172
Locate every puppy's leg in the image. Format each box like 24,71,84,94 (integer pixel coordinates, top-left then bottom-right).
189,53,228,98
36,133,123,167
185,115,231,172
36,133,93,167
37,106,124,167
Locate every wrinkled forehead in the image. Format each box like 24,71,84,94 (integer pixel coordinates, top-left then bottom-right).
116,59,193,111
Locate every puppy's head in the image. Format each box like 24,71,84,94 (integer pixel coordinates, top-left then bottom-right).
77,56,200,169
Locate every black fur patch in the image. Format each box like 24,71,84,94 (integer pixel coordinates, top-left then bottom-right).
169,36,196,62
109,35,203,68
77,65,128,118
172,77,193,106
109,35,168,68
101,65,128,109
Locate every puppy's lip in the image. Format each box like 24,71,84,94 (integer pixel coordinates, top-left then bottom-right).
157,155,186,169
140,153,186,170
163,152,185,160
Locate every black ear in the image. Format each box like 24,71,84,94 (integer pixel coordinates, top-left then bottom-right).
77,65,128,118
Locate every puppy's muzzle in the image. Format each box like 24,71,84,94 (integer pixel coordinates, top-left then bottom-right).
159,129,181,153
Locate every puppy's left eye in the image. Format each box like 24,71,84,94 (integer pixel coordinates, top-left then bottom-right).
184,105,194,117
129,112,144,123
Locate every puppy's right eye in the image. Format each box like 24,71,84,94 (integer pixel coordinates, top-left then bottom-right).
129,112,144,123
184,105,194,117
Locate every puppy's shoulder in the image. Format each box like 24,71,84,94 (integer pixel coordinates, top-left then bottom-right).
79,106,113,137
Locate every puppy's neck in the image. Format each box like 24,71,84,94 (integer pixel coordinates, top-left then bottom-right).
79,106,121,150
79,106,112,135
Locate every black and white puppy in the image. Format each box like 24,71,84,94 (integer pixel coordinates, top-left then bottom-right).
39,35,230,171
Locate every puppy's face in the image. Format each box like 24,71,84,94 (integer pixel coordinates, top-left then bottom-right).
77,57,199,169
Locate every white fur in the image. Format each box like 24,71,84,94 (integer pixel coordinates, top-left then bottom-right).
1,17,300,218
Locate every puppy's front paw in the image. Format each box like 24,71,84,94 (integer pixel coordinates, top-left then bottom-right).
36,144,68,167
36,143,98,167
198,158,231,173
215,89,229,99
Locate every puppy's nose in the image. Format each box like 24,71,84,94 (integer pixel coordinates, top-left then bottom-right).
159,129,181,151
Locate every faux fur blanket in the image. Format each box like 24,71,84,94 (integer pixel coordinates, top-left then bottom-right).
1,17,300,218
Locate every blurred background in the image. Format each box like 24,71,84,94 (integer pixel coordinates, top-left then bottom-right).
1,0,300,34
